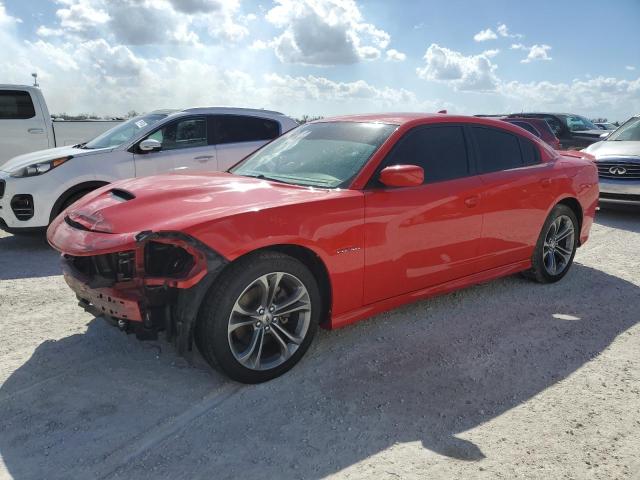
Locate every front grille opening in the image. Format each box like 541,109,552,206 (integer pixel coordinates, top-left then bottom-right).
144,242,195,278
67,250,136,283
10,194,34,221
597,161,640,180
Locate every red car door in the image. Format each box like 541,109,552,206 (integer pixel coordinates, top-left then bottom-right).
469,125,556,268
363,125,485,304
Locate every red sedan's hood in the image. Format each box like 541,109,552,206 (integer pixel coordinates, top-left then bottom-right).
65,172,353,235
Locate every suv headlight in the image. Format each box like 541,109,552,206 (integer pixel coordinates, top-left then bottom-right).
10,156,71,178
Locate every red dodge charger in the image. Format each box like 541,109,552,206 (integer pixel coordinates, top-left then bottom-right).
47,113,599,383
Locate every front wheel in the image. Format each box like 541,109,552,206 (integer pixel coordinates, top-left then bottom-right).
525,204,579,283
195,251,321,383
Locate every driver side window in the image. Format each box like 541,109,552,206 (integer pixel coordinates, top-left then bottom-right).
379,125,470,185
148,117,207,151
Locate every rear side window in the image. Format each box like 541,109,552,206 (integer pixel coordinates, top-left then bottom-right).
381,125,469,184
215,115,280,144
472,126,540,173
519,138,540,166
543,116,563,136
472,126,522,173
509,121,540,138
0,91,36,120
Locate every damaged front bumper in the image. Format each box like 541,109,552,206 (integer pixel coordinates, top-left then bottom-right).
57,228,228,354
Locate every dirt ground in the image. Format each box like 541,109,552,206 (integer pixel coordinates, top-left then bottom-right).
0,206,639,480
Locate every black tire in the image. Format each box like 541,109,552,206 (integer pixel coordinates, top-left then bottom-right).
525,204,579,284
60,191,90,213
195,251,321,383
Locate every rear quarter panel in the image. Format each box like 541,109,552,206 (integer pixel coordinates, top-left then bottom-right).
555,154,598,244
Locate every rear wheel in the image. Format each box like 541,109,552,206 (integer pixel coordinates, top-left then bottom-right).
195,251,321,383
526,204,579,283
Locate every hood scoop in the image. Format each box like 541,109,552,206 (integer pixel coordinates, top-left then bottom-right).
110,188,136,202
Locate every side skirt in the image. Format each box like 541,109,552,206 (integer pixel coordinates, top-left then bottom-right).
329,259,531,330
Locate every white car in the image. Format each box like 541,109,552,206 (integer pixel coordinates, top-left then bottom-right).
0,85,122,165
0,108,298,233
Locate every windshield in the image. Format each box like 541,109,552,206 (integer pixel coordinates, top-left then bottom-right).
607,117,640,141
566,115,599,132
231,122,398,188
84,114,167,149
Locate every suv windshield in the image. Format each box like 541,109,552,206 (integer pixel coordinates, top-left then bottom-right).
566,115,599,132
231,122,397,188
83,114,167,149
607,117,640,141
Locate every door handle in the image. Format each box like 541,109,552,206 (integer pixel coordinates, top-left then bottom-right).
28,128,44,134
540,178,551,188
464,195,480,208
194,155,214,162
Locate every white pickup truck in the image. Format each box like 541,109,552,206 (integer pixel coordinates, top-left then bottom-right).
0,85,121,166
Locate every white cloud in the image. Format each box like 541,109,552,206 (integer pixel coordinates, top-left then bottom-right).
500,76,640,116
250,39,268,50
473,28,497,42
474,23,522,42
626,65,636,71
482,49,500,58
1,0,637,122
385,49,406,62
521,44,552,63
264,0,393,65
168,0,224,14
0,26,424,117
416,44,499,91
263,73,417,106
0,1,20,25
496,23,522,39
36,25,64,37
36,0,247,46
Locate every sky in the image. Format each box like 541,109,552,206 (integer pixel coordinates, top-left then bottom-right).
0,0,638,121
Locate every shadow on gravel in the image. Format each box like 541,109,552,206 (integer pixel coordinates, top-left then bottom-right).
1,264,638,479
0,233,60,280
596,205,640,233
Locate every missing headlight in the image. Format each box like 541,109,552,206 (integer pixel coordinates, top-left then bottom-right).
144,241,195,278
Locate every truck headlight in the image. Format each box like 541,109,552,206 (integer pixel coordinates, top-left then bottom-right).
10,156,71,178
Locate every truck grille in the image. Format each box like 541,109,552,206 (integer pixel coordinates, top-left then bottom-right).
597,160,640,180
66,251,136,283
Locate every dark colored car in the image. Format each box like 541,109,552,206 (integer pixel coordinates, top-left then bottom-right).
507,113,605,149
502,117,561,149
594,122,617,131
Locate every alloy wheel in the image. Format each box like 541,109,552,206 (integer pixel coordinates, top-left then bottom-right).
542,214,575,276
227,272,312,371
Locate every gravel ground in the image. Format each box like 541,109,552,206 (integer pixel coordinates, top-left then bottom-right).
0,206,639,480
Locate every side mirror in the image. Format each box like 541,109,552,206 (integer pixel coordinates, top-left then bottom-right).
139,138,162,153
599,132,610,139
379,165,424,188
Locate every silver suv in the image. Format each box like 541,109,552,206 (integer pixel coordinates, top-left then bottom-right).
583,115,640,206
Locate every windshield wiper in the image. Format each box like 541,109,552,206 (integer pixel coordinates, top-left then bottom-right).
242,173,295,185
